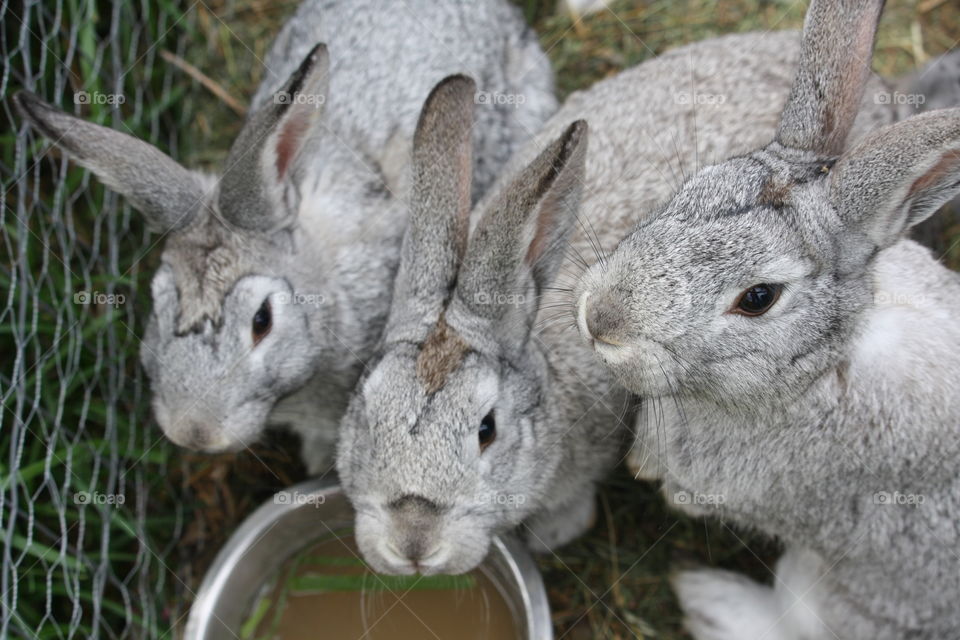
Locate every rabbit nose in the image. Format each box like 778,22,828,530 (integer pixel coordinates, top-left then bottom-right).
389,493,442,515
388,494,445,566
165,423,209,449
400,538,442,564
580,289,626,346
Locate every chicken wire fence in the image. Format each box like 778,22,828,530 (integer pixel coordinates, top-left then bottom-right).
1,1,219,637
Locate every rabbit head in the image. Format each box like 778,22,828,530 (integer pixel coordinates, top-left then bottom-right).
337,75,587,575
575,0,960,409
15,46,357,452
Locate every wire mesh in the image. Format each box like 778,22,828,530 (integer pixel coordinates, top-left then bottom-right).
1,1,210,637
5,1,958,639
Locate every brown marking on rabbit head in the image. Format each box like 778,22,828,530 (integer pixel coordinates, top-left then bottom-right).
163,209,287,334
416,312,470,393
757,176,793,209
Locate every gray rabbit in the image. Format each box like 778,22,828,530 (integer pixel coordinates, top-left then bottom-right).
575,1,960,638
336,74,628,576
15,0,556,473
335,5,914,576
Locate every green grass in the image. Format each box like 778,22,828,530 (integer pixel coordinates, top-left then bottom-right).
2,1,215,637
5,1,958,638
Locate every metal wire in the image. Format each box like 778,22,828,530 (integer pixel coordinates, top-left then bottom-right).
1,1,205,637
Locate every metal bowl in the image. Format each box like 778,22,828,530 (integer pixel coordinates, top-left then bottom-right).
185,478,553,639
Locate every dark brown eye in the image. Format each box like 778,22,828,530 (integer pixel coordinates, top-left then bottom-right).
479,411,496,451
732,284,782,317
252,299,272,345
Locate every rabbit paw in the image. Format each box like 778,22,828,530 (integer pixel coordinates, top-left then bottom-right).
626,413,665,481
673,569,786,640
626,439,664,481
291,421,338,476
300,447,336,476
523,491,597,553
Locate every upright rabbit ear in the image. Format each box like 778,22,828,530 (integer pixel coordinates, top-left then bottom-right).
14,91,207,233
385,75,475,338
455,120,588,322
830,109,960,248
218,44,329,231
776,0,884,156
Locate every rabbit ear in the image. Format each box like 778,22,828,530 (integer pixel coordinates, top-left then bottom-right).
218,44,329,231
830,109,960,248
386,75,475,335
455,120,588,322
14,91,207,233
776,0,884,156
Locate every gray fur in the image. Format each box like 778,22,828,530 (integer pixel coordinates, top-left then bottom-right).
333,4,911,578
574,1,960,637
15,0,557,472
776,1,883,155
250,0,557,203
336,76,628,576
218,44,330,231
394,74,475,335
485,29,894,274
13,91,209,233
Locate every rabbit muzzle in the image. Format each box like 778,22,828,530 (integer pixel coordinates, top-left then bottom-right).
355,515,448,576
164,421,243,453
353,497,493,576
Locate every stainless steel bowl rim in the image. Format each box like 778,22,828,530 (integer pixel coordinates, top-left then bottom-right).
185,477,553,640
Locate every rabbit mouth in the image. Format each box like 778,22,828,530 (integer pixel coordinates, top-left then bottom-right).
354,509,492,576
361,535,463,576
591,338,633,365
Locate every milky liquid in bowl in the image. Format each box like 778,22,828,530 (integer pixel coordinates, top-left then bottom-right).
245,535,519,640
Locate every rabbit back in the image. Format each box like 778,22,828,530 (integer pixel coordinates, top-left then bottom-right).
502,31,892,251
251,0,558,201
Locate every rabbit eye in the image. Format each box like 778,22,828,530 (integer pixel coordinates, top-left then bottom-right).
252,299,272,345
732,284,782,317
479,411,496,451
